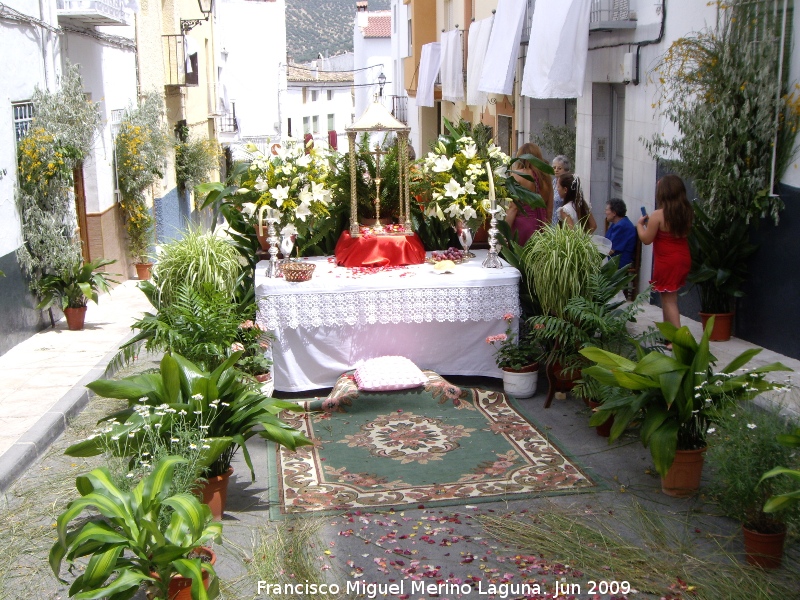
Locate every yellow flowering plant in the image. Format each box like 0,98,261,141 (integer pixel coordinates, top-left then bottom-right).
236,139,332,242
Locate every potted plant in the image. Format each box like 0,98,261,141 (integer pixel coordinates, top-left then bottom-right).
707,406,800,568
580,317,791,497
65,352,311,518
36,257,118,330
687,202,758,341
486,314,541,399
50,455,222,599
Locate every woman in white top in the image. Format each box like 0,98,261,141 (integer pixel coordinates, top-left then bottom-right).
556,173,597,233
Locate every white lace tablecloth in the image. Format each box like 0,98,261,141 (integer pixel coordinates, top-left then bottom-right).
255,250,521,392
255,250,521,330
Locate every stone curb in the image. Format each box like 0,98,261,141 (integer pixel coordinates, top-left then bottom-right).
0,340,130,495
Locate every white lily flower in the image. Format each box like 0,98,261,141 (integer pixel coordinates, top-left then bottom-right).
295,201,312,221
295,153,312,168
236,188,251,195
271,184,290,207
241,202,258,216
311,181,328,204
493,165,507,178
461,143,477,159
432,155,456,173
462,206,478,221
464,181,476,195
298,185,314,205
444,203,462,218
444,178,464,199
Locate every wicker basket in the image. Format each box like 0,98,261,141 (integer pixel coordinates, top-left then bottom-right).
280,262,316,282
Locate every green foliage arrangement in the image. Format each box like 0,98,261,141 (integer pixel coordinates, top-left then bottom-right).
153,226,242,306
67,353,311,479
520,224,601,318
761,425,800,515
644,0,799,224
16,63,101,295
115,93,170,262
486,315,542,371
688,202,758,313
580,318,791,477
36,257,118,310
175,136,221,194
50,455,221,600
532,112,576,165
707,405,800,533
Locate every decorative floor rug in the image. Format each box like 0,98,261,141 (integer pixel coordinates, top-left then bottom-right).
268,373,595,516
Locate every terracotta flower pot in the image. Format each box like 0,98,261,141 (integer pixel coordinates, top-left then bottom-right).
63,306,87,331
135,262,154,280
587,400,614,438
742,524,786,569
501,364,539,399
661,447,706,497
199,467,233,520
699,312,734,341
149,546,216,600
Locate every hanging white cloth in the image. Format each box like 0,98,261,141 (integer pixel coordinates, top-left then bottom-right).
466,17,493,106
417,42,441,108
521,0,591,98
440,30,464,103
184,35,199,75
478,0,526,95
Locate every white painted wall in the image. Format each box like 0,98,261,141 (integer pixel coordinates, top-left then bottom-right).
284,82,354,151
0,0,62,258
353,12,392,119
216,0,286,138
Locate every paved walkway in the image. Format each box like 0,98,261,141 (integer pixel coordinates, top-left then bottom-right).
0,284,797,493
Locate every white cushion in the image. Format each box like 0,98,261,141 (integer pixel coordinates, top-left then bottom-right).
354,356,427,392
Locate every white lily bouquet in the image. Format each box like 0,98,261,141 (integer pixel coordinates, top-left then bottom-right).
421,136,512,231
238,139,332,242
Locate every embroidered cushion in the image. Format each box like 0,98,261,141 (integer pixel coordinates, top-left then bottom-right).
354,356,427,392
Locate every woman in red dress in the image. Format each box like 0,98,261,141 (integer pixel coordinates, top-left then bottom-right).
505,143,552,245
636,174,693,330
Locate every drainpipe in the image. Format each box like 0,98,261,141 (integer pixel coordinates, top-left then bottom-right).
38,0,52,89
769,0,789,196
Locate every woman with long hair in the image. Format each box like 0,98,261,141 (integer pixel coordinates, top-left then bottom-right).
505,143,553,244
637,174,693,331
551,155,571,224
556,173,597,233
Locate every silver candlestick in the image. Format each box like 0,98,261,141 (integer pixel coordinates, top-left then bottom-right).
265,218,280,278
482,208,503,269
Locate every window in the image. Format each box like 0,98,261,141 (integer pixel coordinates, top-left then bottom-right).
312,115,319,133
327,113,335,131
302,88,307,104
12,101,34,142
407,18,412,56
303,116,311,134
311,90,318,102
327,89,333,101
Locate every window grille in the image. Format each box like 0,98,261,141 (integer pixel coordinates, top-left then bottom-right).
13,101,34,142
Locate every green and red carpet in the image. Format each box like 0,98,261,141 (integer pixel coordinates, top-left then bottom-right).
268,373,595,517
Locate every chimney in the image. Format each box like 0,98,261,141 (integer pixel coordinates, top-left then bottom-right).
356,1,367,12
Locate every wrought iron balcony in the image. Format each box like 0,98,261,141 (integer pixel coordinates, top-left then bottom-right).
390,95,408,124
590,0,636,31
56,0,131,26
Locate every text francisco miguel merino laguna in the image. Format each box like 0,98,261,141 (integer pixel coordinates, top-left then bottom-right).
256,579,630,597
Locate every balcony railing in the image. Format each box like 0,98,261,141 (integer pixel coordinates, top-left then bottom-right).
56,0,131,26
590,0,636,31
216,102,238,134
390,95,408,124
163,35,198,87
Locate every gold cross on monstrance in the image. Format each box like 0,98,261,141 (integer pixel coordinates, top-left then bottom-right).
371,144,386,230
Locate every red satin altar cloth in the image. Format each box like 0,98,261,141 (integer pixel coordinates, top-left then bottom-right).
334,230,426,267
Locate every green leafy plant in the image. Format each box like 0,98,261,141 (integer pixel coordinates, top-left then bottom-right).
175,136,221,194
153,226,243,307
580,318,791,477
520,224,601,318
36,257,118,310
16,63,102,295
707,405,800,533
486,315,542,371
688,202,758,314
761,426,800,515
531,110,576,166
50,455,221,600
644,0,799,225
115,93,170,263
66,353,311,478
528,257,646,388
232,317,273,377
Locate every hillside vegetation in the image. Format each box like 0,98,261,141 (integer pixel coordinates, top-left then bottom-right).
286,0,390,63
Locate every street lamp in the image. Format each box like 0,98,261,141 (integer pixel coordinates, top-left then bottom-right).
181,0,214,33
377,72,386,97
